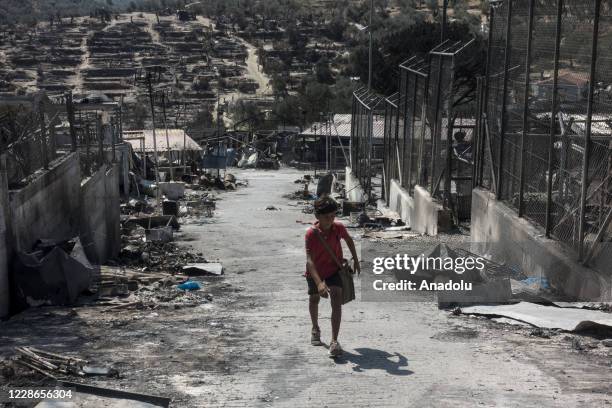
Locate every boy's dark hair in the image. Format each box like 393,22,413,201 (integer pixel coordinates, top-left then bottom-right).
314,197,338,215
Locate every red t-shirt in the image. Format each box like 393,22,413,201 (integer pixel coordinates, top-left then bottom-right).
305,221,350,279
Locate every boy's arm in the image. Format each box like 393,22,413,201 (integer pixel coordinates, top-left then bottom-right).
343,235,361,275
306,252,329,297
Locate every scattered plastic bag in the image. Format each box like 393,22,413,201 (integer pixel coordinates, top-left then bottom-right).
177,280,202,291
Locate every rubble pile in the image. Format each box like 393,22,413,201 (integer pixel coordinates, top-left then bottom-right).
135,282,214,309
189,173,246,191
86,265,219,312
10,347,118,380
285,175,316,201
120,237,207,273
118,184,229,273
236,148,280,170
180,191,217,219
120,197,156,215
12,237,95,310
94,266,173,297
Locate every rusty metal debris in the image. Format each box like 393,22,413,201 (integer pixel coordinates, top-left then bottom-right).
13,346,118,380
182,262,223,276
12,238,95,309
58,381,171,407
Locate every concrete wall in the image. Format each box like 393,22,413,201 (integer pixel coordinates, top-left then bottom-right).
0,155,9,318
104,143,131,198
386,179,446,235
388,179,413,227
345,166,364,202
80,164,121,264
7,153,121,263
9,153,81,253
118,143,131,198
470,188,611,301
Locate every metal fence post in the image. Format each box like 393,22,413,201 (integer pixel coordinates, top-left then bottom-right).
38,101,48,170
49,119,56,162
119,96,124,142
367,109,373,198
480,5,495,191
518,0,536,217
578,0,601,260
418,60,432,187
497,0,513,200
444,56,456,210
383,103,389,203
394,98,402,187
545,0,564,237
474,77,484,189
401,72,410,187
111,118,117,163
408,75,418,189
350,96,356,170
431,55,444,194
96,113,104,167
85,123,91,175
66,92,77,152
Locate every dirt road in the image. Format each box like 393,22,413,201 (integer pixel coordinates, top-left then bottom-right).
179,168,612,407
1,168,611,407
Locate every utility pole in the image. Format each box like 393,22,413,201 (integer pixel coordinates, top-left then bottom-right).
216,95,223,179
327,114,331,171
65,92,77,152
38,100,48,170
368,0,373,90
441,0,448,42
119,95,124,143
96,113,104,166
146,71,161,207
161,91,174,181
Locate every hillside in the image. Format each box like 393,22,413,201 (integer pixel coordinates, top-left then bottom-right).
0,0,178,25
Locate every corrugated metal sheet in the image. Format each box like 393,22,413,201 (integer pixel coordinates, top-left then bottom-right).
300,113,385,139
123,129,202,152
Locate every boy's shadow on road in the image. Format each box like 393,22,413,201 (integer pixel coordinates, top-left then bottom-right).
330,347,414,375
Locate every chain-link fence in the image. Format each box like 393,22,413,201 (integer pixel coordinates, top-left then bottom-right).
399,57,429,195
378,39,477,218
72,105,122,177
383,93,400,203
475,0,612,262
0,93,123,188
1,98,63,188
351,87,385,200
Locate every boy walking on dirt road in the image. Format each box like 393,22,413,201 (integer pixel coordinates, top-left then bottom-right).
305,197,360,357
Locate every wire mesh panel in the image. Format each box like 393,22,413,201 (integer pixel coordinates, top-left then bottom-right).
428,39,477,211
383,93,400,203
583,0,612,260
453,110,477,220
398,69,409,193
399,57,429,194
549,0,598,251
351,88,384,200
0,93,122,189
498,0,529,210
432,53,453,201
1,99,62,188
482,0,511,193
425,52,442,195
522,0,559,228
477,0,611,261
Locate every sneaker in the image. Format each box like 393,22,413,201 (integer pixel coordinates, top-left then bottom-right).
329,341,343,357
311,328,322,346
